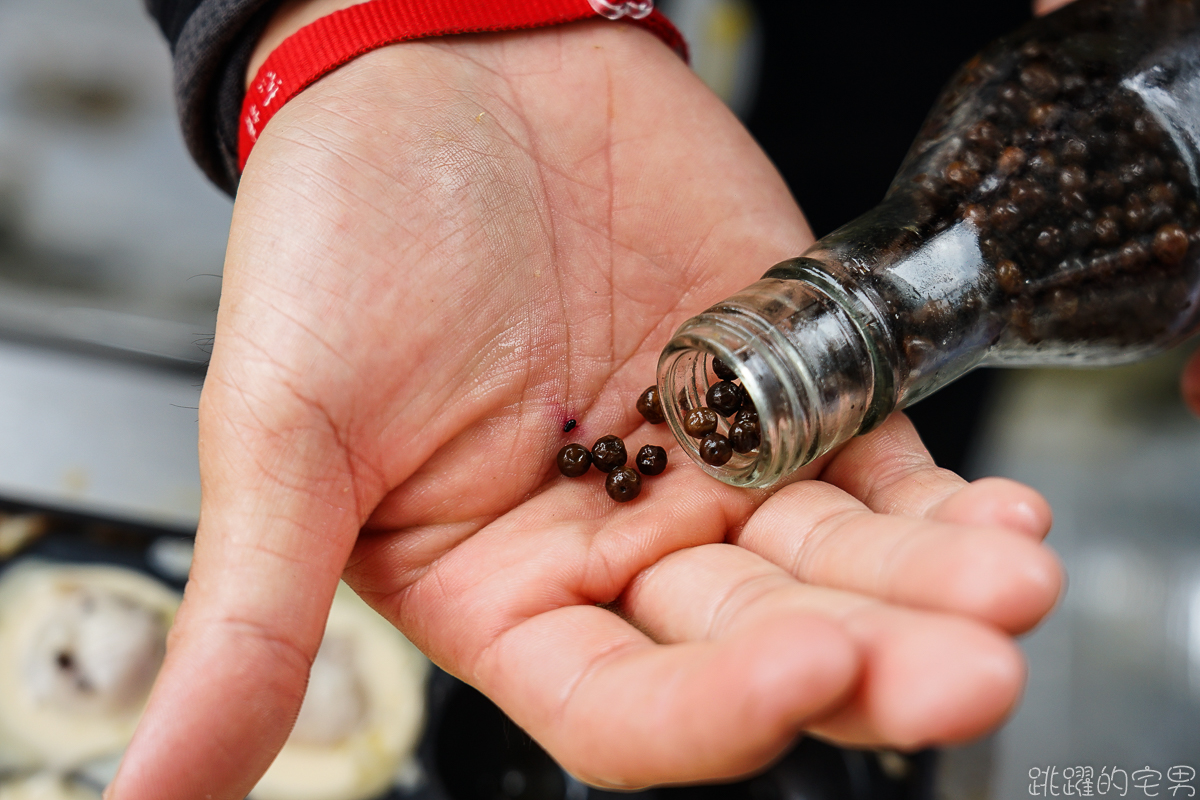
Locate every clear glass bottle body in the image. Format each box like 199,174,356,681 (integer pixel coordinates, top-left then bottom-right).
660,0,1200,488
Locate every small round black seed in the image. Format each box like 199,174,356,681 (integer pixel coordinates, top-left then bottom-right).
1035,227,1064,258
1095,216,1122,246
729,420,760,454
698,433,733,467
1153,224,1189,265
1012,180,1047,214
1028,149,1057,179
635,445,668,476
605,467,642,503
989,201,1022,233
557,443,591,477
682,408,719,439
966,120,1002,153
1057,166,1087,193
944,161,980,190
1027,102,1062,128
1060,137,1088,163
996,260,1023,294
734,405,758,426
562,419,576,433
705,381,744,417
961,204,988,227
1089,171,1124,203
1019,62,1060,99
636,386,665,425
1067,218,1094,250
711,357,738,382
591,435,627,473
1117,240,1149,271
997,146,1026,175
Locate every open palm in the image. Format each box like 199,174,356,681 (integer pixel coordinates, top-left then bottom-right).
110,21,1061,800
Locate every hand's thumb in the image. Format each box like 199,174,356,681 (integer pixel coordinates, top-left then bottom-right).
107,367,365,800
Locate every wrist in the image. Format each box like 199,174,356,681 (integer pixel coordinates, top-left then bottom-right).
249,0,365,85
237,0,685,172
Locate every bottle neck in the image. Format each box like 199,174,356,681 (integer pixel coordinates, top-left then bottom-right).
658,198,1001,488
657,264,891,488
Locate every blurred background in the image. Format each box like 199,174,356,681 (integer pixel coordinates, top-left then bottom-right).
0,0,1195,797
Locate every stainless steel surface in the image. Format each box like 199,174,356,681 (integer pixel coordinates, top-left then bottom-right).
0,337,200,528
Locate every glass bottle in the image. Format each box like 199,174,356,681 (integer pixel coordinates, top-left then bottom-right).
659,0,1200,488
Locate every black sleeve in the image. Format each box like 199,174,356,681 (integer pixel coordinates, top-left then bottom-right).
144,0,282,195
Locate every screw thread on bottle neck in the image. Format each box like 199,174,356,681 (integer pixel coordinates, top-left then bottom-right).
658,268,888,488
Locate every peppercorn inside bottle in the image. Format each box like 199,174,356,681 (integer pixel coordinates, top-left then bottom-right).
682,408,719,438
636,386,666,424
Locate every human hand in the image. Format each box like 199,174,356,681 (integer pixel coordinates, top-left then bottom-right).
107,20,1061,800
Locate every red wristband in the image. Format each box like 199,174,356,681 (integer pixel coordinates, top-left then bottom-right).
239,0,687,172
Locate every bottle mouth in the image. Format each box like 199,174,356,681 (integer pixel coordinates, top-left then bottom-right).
657,309,812,489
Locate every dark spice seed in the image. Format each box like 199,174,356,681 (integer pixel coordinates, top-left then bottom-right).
945,161,980,189
1028,102,1063,128
989,201,1022,233
711,356,738,382
1060,137,1088,163
1133,115,1164,148
1153,224,1190,265
682,408,719,439
557,443,591,477
1020,62,1060,98
1148,182,1177,208
961,204,988,227
1068,218,1094,250
734,405,758,426
591,435,627,473
1028,149,1058,179
1060,190,1089,215
1095,216,1122,246
1148,202,1173,228
636,386,665,425
1011,179,1047,213
705,381,744,417
966,120,1002,153
1089,171,1124,202
1139,153,1165,182
635,445,668,476
698,433,733,467
998,82,1029,110
1058,165,1088,193
962,149,991,174
996,259,1023,294
1124,195,1152,234
997,146,1026,174
1117,240,1150,271
1036,227,1065,258
729,420,760,454
605,467,641,503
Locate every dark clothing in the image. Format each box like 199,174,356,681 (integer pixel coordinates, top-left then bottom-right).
145,0,277,195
